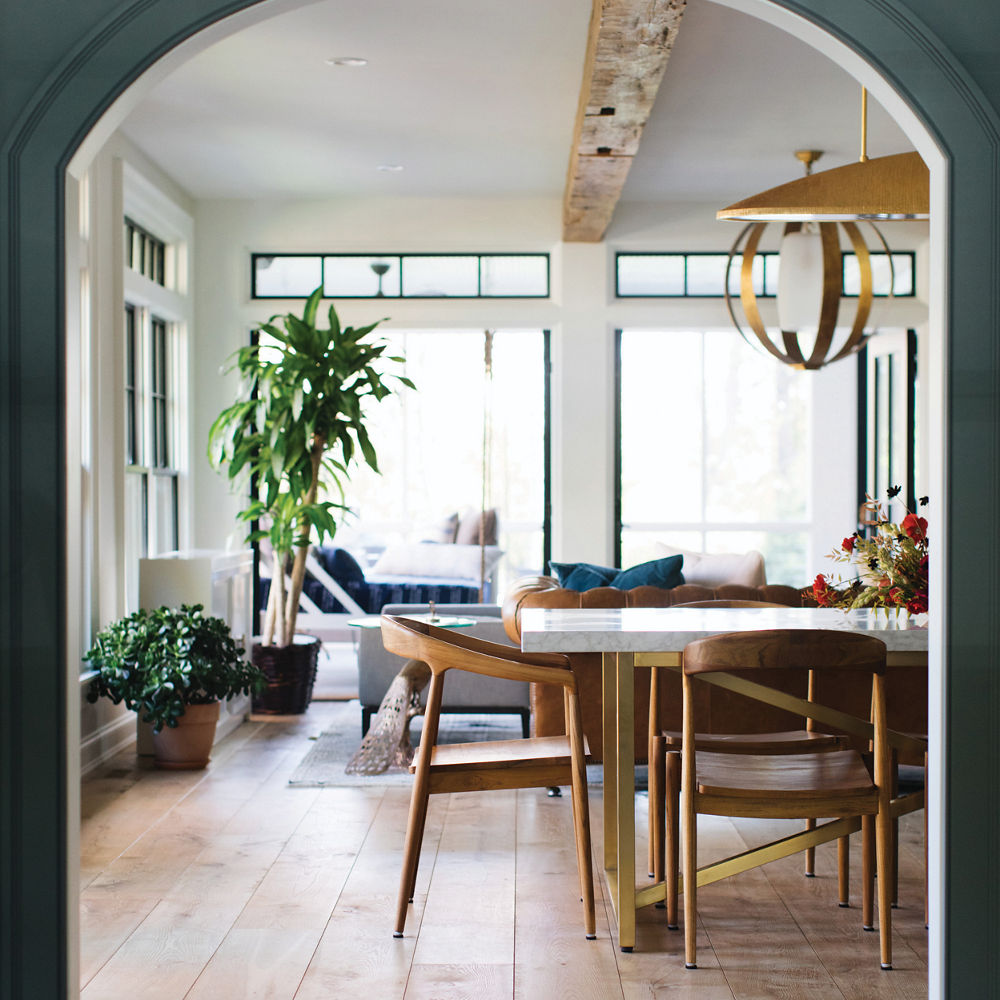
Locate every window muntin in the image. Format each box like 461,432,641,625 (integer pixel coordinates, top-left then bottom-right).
618,328,812,584
252,253,550,299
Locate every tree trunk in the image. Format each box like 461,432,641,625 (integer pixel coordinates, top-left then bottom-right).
282,436,326,646
263,572,277,646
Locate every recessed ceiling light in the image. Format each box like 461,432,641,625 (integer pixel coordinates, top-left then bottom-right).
325,56,368,67
376,164,404,172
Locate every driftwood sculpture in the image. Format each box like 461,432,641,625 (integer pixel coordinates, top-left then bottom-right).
345,658,431,774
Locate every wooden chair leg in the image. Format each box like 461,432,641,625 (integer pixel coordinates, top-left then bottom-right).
862,814,875,931
838,834,850,907
665,750,680,929
395,772,430,936
805,818,816,876
891,751,900,907
876,805,894,969
647,668,660,878
650,736,665,883
567,691,596,938
682,767,697,967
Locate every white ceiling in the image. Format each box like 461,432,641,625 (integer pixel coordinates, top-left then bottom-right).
121,0,916,206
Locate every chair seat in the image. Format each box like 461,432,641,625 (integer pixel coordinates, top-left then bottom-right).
413,735,590,773
694,748,876,800
663,729,847,754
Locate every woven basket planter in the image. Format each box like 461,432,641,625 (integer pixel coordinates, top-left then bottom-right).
251,634,322,715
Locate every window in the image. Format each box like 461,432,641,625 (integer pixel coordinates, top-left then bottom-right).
308,328,552,596
617,329,812,584
252,253,550,299
615,251,915,299
124,216,166,285
124,303,179,609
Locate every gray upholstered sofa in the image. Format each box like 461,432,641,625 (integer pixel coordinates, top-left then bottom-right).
356,603,530,737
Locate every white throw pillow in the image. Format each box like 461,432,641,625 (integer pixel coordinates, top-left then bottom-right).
369,542,503,581
653,543,766,588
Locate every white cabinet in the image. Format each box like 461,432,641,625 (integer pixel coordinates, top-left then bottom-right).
138,549,254,751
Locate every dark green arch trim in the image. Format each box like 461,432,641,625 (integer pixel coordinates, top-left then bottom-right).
2,1,998,997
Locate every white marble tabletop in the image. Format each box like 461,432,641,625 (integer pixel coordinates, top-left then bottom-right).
519,606,929,654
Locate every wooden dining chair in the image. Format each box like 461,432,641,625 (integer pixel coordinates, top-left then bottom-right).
674,628,894,970
379,614,596,940
647,600,856,922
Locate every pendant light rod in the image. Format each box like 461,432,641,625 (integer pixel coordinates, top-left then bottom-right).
860,87,869,162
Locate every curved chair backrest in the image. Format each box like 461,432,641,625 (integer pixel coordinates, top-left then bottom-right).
380,615,576,689
683,628,887,677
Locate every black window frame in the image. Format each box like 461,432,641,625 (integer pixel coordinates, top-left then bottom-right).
614,249,916,300
250,251,551,300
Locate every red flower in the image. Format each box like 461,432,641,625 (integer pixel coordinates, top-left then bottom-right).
812,574,833,607
842,536,856,552
906,594,928,614
888,588,903,606
902,513,928,542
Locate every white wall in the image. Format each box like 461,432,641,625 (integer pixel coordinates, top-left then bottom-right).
66,132,195,772
191,194,929,586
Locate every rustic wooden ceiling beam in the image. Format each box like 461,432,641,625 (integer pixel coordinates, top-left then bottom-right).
563,0,687,242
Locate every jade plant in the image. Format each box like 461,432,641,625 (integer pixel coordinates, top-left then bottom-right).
208,287,412,647
84,604,264,732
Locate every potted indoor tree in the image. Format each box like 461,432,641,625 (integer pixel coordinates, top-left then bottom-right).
85,604,264,769
209,287,411,713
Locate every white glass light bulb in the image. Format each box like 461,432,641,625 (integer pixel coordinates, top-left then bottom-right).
777,229,825,332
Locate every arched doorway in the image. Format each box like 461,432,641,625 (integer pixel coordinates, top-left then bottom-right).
2,1,998,996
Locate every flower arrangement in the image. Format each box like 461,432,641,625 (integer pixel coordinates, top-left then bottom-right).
810,487,929,615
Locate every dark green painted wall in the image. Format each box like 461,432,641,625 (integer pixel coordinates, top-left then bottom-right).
1,1,997,996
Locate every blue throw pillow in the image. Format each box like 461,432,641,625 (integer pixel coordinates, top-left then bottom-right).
550,561,618,590
315,546,367,585
611,555,684,590
562,564,619,591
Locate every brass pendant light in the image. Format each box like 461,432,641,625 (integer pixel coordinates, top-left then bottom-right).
720,90,924,370
723,206,887,370
717,91,929,222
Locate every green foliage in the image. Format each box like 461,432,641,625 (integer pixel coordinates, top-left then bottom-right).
207,289,412,642
84,605,264,732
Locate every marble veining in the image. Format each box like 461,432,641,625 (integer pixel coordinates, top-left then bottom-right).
519,606,929,653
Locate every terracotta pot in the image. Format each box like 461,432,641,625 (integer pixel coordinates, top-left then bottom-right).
150,701,219,770
251,634,322,715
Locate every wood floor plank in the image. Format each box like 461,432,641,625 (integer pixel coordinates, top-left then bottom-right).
185,787,388,1000
413,791,517,966
293,786,436,999
405,963,514,999
513,788,625,1000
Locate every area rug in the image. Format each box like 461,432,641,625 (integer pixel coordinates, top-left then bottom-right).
287,699,645,790
288,700,524,787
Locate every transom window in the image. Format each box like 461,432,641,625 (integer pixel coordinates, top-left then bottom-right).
251,253,549,299
124,216,166,285
615,251,914,299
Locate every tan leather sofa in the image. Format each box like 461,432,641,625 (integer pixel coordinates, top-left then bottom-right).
501,575,813,762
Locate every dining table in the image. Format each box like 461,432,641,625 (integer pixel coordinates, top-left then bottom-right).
518,604,929,951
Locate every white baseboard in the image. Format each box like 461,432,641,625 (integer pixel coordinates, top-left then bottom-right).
80,713,136,775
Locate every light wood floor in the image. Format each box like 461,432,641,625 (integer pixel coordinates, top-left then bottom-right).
80,702,928,999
